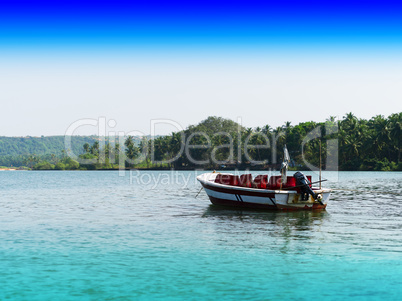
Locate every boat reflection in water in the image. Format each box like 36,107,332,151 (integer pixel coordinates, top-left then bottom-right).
202,205,330,254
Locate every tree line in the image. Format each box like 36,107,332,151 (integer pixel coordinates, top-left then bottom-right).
0,136,109,168
1,113,400,171
0,135,102,156
127,113,400,171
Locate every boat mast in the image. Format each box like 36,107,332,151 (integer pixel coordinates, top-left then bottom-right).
319,139,322,189
280,145,290,190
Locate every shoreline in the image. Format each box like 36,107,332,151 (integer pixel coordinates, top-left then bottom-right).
1,167,399,172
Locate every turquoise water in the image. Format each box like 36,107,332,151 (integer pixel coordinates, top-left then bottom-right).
0,170,401,300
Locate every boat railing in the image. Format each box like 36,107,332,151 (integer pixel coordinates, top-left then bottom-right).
214,174,312,191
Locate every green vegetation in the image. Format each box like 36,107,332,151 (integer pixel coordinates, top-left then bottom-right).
0,135,138,169
0,113,400,171
0,136,100,156
0,136,99,168
128,114,400,171
338,113,401,171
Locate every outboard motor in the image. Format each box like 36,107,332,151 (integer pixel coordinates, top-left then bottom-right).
293,171,318,202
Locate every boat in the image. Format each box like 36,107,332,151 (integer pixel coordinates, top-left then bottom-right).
196,146,331,210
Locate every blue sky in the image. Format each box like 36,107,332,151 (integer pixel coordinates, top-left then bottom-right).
2,0,402,46
0,0,401,135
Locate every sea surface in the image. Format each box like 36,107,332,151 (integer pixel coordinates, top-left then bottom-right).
0,170,401,300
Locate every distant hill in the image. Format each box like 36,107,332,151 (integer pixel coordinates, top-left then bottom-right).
0,136,101,157
0,135,145,167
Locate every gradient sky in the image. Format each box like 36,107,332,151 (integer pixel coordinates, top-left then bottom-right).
0,0,401,136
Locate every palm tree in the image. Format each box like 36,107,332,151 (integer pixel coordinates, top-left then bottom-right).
283,121,292,130
152,137,166,165
261,124,272,135
83,143,90,153
90,141,99,156
124,136,139,167
371,115,391,160
389,113,402,162
169,132,184,168
113,142,121,165
342,112,358,132
25,154,39,168
139,137,150,168
344,135,362,158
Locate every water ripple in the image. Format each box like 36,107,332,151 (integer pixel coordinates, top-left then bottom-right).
0,171,401,300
